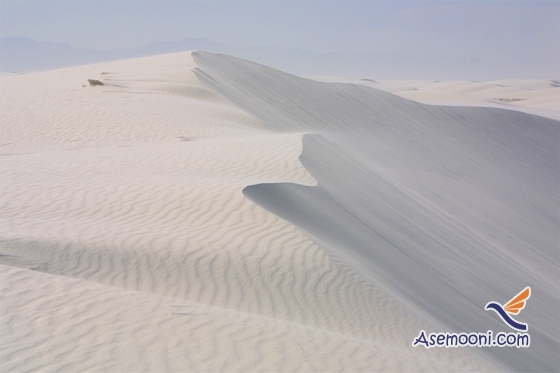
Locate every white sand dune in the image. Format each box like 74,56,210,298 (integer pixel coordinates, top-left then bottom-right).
193,52,559,372
0,52,504,372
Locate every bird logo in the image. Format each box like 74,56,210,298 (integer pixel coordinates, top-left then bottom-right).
485,287,530,332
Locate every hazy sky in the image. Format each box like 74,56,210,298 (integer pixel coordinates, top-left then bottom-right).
1,1,559,77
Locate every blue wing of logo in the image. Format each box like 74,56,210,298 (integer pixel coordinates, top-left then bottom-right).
485,302,528,331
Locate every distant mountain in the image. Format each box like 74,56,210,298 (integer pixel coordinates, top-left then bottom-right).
1,37,556,79
0,36,361,77
0,37,230,72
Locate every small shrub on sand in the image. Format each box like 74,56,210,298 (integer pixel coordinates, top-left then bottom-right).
88,79,105,86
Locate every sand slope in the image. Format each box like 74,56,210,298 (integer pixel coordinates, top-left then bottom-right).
0,52,502,372
193,52,559,372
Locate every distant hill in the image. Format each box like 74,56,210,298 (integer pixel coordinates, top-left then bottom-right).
1,37,556,80
0,37,229,72
0,37,367,77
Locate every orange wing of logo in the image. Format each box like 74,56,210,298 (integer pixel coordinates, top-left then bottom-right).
503,287,531,315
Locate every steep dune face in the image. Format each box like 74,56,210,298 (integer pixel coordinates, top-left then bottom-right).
193,52,559,372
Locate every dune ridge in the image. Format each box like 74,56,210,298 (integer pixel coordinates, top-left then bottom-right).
193,51,559,372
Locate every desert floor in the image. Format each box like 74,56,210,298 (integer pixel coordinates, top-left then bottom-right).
1,52,558,372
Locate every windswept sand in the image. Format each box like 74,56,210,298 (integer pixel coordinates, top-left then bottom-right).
194,52,559,372
1,52,558,372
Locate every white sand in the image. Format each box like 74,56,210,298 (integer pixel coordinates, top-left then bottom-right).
0,52,502,372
